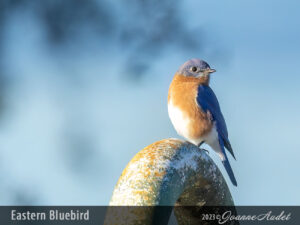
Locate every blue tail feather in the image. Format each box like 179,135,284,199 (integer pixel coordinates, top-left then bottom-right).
219,137,237,186
222,156,237,186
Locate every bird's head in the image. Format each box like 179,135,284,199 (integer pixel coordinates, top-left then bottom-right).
176,58,216,84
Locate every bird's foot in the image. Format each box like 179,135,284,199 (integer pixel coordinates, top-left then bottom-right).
201,148,209,154
197,141,205,148
197,141,209,154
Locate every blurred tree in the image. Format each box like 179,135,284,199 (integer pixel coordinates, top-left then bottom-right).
0,0,208,81
0,0,227,204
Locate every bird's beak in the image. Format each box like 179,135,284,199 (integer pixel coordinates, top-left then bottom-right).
207,68,216,73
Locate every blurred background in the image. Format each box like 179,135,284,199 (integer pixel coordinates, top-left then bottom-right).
0,0,299,205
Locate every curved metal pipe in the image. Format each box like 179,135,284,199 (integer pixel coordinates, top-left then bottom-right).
105,138,234,225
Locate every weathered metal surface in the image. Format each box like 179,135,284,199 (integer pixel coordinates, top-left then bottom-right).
104,138,234,225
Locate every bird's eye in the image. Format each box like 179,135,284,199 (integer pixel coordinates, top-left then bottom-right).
191,66,197,72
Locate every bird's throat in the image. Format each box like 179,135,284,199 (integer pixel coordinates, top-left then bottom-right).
173,73,210,85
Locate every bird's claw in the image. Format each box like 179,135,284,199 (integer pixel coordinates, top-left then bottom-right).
197,141,209,154
197,141,204,148
200,148,209,154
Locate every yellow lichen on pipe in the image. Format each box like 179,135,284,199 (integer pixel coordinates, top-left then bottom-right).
105,138,234,225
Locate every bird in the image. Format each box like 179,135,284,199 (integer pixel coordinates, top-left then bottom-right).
168,58,237,186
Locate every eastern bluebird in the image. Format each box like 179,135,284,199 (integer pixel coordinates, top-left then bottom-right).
168,58,237,186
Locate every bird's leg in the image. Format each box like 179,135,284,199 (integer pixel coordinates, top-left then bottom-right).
198,141,209,154
202,149,209,154
198,141,205,147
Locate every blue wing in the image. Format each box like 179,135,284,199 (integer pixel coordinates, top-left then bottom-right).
196,85,235,159
197,85,237,186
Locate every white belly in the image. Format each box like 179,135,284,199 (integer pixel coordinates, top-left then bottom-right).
193,125,225,160
168,100,223,159
168,100,191,140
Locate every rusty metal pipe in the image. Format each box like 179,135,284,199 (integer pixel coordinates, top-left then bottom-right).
105,138,234,225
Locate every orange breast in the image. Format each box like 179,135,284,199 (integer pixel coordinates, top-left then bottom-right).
168,74,213,140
